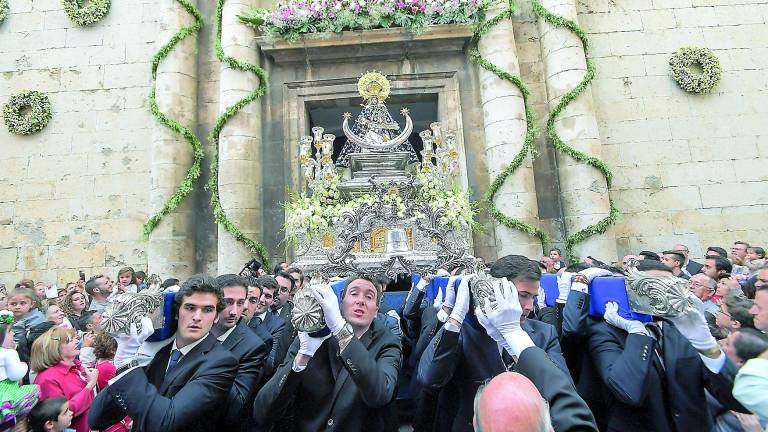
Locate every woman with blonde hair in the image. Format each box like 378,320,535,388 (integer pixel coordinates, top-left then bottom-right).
31,327,98,432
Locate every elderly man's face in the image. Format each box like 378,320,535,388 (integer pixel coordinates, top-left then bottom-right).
341,278,379,332
688,274,714,301
673,245,689,259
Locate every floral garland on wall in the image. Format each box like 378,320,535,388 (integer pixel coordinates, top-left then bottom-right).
3,90,53,135
62,0,111,26
0,0,8,24
239,0,491,42
142,0,204,237
208,0,272,268
469,0,550,250
531,0,618,264
669,46,722,94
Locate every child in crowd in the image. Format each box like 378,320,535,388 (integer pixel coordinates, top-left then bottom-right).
92,334,117,390
112,267,138,297
28,397,73,432
135,271,147,291
744,246,766,277
0,311,41,431
8,288,46,345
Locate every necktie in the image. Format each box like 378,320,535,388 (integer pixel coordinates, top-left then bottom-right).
167,349,182,373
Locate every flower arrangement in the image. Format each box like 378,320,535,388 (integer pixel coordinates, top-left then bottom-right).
669,46,722,94
240,0,491,42
0,0,9,24
3,90,53,135
416,171,477,231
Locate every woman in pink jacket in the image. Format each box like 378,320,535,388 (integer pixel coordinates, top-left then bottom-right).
31,327,98,432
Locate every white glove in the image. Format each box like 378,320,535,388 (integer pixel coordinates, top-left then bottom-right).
603,302,648,336
557,272,574,300
448,274,475,325
297,331,330,357
415,274,430,292
475,305,513,354
114,317,155,368
668,295,718,350
579,267,613,283
432,284,445,312
386,310,402,334
442,275,460,309
477,278,534,357
311,284,346,334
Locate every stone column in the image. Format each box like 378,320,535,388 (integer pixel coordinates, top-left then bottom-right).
216,0,264,274
536,0,617,261
148,0,200,279
478,5,543,259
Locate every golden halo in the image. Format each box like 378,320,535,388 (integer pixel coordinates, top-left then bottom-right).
357,71,390,102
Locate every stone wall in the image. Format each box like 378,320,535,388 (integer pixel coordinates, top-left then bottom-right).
576,0,768,260
0,0,159,284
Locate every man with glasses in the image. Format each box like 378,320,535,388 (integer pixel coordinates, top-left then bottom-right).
731,241,750,265
715,293,755,335
688,274,719,315
672,244,702,276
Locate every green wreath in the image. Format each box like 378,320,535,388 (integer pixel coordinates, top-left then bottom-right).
3,90,53,135
0,0,9,24
669,47,722,94
62,0,110,26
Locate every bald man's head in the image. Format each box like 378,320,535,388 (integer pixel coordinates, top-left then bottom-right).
473,372,552,432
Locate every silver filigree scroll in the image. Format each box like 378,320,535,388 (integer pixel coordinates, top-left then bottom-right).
624,259,693,317
102,274,164,336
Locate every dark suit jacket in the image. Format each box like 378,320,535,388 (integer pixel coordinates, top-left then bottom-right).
276,302,296,364
588,318,746,431
88,333,238,432
402,287,427,340
248,311,288,379
686,259,703,275
253,318,402,432
221,322,269,430
514,346,598,431
417,317,570,432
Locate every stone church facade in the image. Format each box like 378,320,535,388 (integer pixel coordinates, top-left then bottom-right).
1,0,766,283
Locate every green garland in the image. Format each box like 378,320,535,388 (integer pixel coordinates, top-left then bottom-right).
669,47,722,94
531,0,618,264
0,0,8,24
3,90,53,135
469,0,550,250
142,0,204,237
207,0,271,268
62,0,110,26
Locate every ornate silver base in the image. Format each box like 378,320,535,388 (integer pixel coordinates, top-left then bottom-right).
339,151,415,197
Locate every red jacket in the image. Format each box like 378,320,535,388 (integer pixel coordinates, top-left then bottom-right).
34,360,94,432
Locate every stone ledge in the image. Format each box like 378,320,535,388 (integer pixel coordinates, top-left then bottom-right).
256,24,474,64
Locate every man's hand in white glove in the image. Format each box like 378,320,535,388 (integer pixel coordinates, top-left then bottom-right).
114,317,155,368
603,302,648,336
478,278,535,357
448,274,475,326
415,273,431,292
475,305,513,354
668,294,718,351
297,331,330,357
557,271,574,301
310,284,346,334
441,275,460,310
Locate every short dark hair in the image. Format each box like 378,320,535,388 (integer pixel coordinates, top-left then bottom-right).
340,274,385,306
707,255,733,273
84,276,102,297
174,274,225,315
77,311,100,329
748,246,765,258
637,259,672,273
489,255,541,282
706,246,728,257
257,276,279,294
244,275,260,288
29,397,68,432
638,251,660,261
273,262,287,275
564,262,593,273
733,328,768,362
136,271,147,279
734,241,750,248
275,271,297,293
215,274,248,297
724,293,754,329
161,278,180,289
662,251,685,266
549,248,562,255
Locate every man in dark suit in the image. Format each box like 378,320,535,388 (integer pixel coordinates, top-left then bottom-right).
417,255,575,432
674,243,703,276
212,274,268,430
272,271,297,359
246,275,289,377
254,275,401,431
589,293,747,431
88,274,238,432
